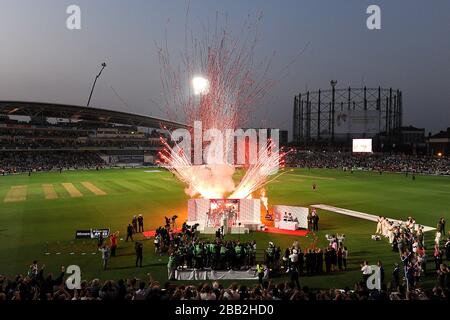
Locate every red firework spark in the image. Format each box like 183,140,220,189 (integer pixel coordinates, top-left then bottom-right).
155,8,290,200
157,9,274,131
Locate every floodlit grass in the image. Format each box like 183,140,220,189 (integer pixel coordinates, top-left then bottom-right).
0,168,448,289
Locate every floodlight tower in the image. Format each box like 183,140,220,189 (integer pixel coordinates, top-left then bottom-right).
87,62,107,107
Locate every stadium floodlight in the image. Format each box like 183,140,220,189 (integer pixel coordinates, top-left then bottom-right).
87,62,107,107
192,76,209,95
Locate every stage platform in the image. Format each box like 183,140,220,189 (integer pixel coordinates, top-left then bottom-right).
175,268,258,281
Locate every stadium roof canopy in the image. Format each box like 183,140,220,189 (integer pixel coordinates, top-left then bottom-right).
0,101,188,130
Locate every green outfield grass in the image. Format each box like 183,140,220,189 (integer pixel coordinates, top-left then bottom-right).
0,168,448,289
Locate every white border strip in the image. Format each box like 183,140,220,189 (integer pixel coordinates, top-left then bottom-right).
311,204,435,233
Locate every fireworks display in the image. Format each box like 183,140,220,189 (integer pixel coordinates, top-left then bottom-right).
156,11,289,202
229,140,288,199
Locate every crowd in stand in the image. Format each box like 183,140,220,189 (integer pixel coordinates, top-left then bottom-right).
286,151,450,175
0,151,105,174
0,122,168,173
0,215,449,301
0,123,165,151
0,139,162,150
0,119,163,137
0,263,448,300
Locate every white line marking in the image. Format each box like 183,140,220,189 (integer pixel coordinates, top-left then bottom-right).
311,204,436,232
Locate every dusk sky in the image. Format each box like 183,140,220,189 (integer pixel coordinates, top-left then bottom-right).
0,0,449,135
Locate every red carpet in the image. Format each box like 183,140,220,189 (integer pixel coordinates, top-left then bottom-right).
256,227,309,237
142,230,157,238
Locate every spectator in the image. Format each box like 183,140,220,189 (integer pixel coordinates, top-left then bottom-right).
361,261,371,285
439,217,446,235
135,242,143,268
99,245,110,270
342,247,348,270
110,232,118,257
445,237,450,261
138,214,144,233
167,252,176,280
126,224,134,242
132,216,138,233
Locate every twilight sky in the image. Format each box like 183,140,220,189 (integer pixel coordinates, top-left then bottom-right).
0,0,449,135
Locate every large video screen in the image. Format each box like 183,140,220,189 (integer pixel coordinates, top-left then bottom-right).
352,139,373,153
